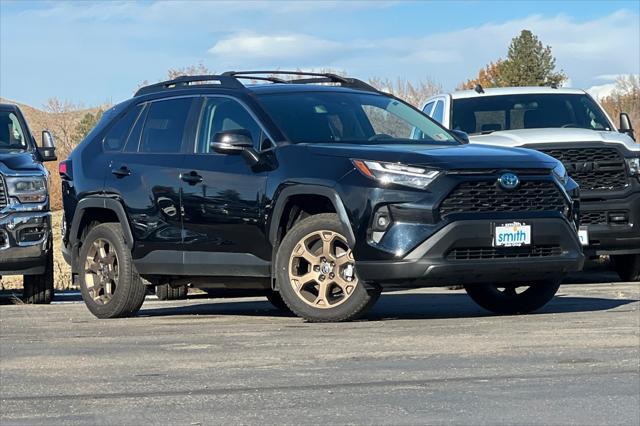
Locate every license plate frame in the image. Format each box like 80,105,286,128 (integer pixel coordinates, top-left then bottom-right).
494,222,531,247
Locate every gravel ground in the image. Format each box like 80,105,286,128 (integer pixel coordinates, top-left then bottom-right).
0,275,638,425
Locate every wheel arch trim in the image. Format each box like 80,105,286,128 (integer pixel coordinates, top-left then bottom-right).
268,185,355,248
69,197,134,249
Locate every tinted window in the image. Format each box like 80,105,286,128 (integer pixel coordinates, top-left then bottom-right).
103,105,142,152
197,98,262,154
432,101,444,123
0,111,28,152
123,105,147,153
140,98,193,153
452,94,612,135
257,92,456,145
423,101,435,115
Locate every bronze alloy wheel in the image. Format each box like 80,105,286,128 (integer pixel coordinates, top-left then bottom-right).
84,238,119,305
288,229,359,309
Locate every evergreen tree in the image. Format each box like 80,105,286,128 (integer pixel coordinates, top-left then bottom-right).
499,30,566,87
73,110,103,145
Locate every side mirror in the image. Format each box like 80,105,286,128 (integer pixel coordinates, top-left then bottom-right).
619,113,635,141
450,129,470,144
38,130,57,161
210,129,259,165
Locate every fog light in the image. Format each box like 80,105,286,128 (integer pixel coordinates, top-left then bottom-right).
377,216,389,228
372,206,392,232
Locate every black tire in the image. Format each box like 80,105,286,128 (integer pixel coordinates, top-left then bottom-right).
155,283,188,300
275,213,380,322
611,254,640,282
464,280,561,315
265,290,292,313
78,223,146,319
23,246,54,304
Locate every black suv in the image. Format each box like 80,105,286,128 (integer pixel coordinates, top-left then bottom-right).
61,71,584,322
1,103,57,303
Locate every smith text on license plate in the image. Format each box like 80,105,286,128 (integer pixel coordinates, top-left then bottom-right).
494,223,531,247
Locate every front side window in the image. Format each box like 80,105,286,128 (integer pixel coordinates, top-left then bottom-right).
452,94,613,135
139,98,193,153
431,100,445,123
0,112,28,151
197,98,263,154
256,91,456,144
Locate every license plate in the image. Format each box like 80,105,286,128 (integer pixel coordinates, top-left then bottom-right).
578,228,589,246
494,222,531,247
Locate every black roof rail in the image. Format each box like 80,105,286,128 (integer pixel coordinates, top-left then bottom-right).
134,74,245,97
223,70,380,93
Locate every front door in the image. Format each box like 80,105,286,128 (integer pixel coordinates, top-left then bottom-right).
180,96,270,276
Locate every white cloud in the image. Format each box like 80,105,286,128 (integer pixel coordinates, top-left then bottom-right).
209,33,346,60
586,83,616,99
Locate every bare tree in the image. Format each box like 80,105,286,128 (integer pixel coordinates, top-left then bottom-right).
42,98,80,154
599,74,640,139
368,77,442,108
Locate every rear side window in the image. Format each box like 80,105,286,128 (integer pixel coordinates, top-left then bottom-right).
139,98,193,153
102,105,142,152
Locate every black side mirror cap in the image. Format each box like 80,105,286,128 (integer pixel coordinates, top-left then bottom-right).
210,129,259,165
38,130,57,162
450,129,470,144
619,113,635,141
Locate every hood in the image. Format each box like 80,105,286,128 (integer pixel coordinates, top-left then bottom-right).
470,128,639,151
0,151,44,175
307,142,558,170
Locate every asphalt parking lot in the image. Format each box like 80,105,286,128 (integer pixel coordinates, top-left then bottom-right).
1,273,638,425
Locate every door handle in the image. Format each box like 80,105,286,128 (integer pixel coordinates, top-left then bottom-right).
111,166,131,178
180,171,203,185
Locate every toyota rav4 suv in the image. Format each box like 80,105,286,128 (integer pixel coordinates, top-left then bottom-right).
61,72,584,322
423,86,640,281
1,103,57,303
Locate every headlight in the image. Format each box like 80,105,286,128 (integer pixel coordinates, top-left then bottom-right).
626,157,639,176
352,159,440,189
552,162,568,184
4,176,48,203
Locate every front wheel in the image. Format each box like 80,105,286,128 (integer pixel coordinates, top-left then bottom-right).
464,280,561,314
23,247,54,304
275,213,380,322
611,254,640,282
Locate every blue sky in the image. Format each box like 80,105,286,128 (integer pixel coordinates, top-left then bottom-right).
1,1,639,107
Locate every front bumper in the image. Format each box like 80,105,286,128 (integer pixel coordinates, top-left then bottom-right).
581,190,640,255
0,212,51,275
356,218,584,287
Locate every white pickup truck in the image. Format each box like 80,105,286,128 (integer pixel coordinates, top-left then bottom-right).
423,86,640,281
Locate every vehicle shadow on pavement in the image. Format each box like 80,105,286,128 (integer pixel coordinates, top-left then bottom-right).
136,292,638,321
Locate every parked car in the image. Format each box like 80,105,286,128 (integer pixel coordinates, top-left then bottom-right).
423,86,640,282
60,71,584,322
0,103,57,303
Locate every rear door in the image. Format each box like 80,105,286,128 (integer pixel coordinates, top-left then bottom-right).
103,96,199,261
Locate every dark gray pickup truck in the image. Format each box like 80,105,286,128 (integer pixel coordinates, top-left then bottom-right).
0,103,57,303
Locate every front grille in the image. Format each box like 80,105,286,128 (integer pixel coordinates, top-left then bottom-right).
0,176,7,209
439,181,566,217
447,245,562,260
581,211,607,225
538,147,628,191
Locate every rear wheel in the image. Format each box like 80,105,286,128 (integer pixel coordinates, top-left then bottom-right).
464,280,561,314
155,283,188,300
78,223,146,319
275,213,380,322
611,254,640,282
23,246,54,304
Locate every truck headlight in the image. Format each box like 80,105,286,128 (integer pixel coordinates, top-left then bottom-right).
626,157,639,176
4,176,48,203
552,162,568,184
352,159,440,189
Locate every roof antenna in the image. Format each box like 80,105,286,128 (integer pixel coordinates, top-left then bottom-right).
474,84,484,94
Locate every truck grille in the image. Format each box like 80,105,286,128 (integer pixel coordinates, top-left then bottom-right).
439,181,566,217
447,245,562,260
581,211,607,225
0,176,7,209
538,147,628,191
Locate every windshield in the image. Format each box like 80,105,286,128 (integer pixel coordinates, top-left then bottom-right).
0,111,29,152
451,94,613,135
256,91,457,144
